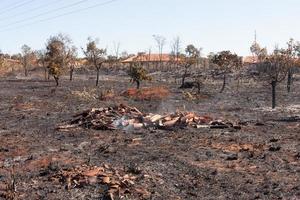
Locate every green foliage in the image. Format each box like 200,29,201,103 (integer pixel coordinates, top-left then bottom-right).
177,44,201,67
21,45,32,56
45,33,75,85
250,42,267,61
185,44,200,57
82,37,106,86
210,51,242,93
128,64,151,89
83,37,106,68
48,62,62,77
178,44,202,88
210,51,242,73
46,39,64,78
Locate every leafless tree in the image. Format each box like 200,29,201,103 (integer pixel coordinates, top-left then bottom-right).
113,41,120,59
254,46,290,109
106,41,121,70
146,47,152,70
68,46,78,81
170,36,181,66
153,34,166,68
107,55,117,69
36,49,48,80
285,39,300,93
120,51,129,59
20,44,35,77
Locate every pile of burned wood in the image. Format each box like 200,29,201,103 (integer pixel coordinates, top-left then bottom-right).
58,104,240,131
51,164,150,199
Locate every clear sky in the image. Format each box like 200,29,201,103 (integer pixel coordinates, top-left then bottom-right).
0,0,299,56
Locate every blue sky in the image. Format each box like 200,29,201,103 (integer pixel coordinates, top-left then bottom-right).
0,0,299,56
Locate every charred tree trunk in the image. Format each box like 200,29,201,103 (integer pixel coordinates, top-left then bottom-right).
44,67,47,80
287,68,292,93
271,80,276,109
220,74,226,93
70,66,74,81
54,76,59,86
24,65,28,77
136,80,140,89
196,82,201,94
181,75,186,87
96,67,100,86
181,67,189,88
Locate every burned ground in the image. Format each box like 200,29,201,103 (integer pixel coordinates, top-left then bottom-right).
0,70,299,200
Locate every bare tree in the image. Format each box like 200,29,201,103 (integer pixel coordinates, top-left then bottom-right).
254,47,290,108
170,36,181,66
36,49,48,80
120,51,129,59
285,39,299,93
145,47,152,70
197,47,203,67
82,37,106,86
20,44,34,77
113,41,120,59
106,41,121,70
67,46,77,81
153,34,166,68
107,55,117,69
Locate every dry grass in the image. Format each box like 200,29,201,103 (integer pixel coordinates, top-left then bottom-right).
99,89,115,101
71,88,98,100
122,87,170,101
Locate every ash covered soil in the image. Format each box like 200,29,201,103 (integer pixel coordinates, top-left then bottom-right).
0,70,299,200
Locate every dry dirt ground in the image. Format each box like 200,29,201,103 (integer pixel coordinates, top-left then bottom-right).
0,69,299,200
